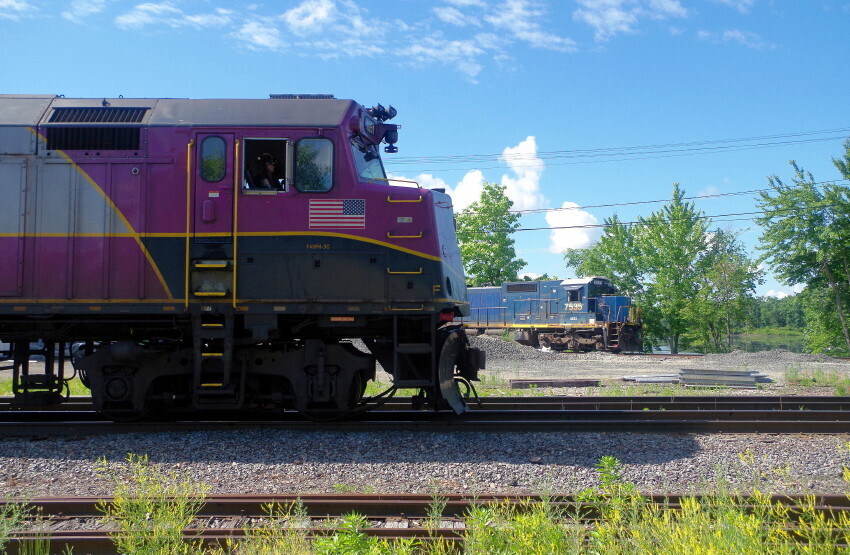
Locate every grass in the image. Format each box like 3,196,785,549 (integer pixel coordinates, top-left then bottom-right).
0,376,90,397
785,367,850,396
95,453,210,555
6,453,850,553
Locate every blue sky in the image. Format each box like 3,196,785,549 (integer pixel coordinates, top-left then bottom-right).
3,0,849,297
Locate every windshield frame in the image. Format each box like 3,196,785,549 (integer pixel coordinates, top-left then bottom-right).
350,136,387,182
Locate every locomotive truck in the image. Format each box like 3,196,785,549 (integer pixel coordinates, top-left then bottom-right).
460,277,642,352
0,94,483,418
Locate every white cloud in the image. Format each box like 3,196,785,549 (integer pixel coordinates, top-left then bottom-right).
500,136,546,211
712,0,756,13
546,202,601,252
115,3,232,29
0,0,34,20
485,0,576,52
433,5,479,26
763,283,806,298
281,0,335,35
573,0,687,41
62,0,108,23
233,21,285,50
386,170,485,211
390,136,545,211
698,28,774,49
397,35,487,81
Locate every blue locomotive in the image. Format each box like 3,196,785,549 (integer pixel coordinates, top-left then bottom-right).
460,277,642,352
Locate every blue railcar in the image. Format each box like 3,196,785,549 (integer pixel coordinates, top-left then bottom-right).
461,277,642,352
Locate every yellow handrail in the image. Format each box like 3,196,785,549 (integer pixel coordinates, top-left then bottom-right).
184,139,195,308
387,268,423,275
386,232,424,239
386,195,423,203
232,139,240,308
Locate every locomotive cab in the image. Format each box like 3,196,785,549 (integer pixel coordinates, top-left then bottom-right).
0,95,483,419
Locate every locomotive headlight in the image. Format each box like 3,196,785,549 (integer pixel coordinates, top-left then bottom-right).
364,116,376,137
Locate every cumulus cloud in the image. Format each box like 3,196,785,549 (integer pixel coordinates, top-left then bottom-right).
0,0,35,20
387,137,545,212
388,170,486,211
546,202,601,253
281,0,335,35
573,0,687,41
499,136,546,211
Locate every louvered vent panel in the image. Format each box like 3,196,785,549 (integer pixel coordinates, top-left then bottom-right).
506,283,538,293
46,128,141,150
48,107,148,123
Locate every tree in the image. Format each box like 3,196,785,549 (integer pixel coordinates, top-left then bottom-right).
637,184,712,354
455,182,526,286
756,141,850,353
564,214,643,298
566,184,760,353
686,229,763,352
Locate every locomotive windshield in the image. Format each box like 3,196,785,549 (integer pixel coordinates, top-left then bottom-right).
588,279,618,298
351,138,387,181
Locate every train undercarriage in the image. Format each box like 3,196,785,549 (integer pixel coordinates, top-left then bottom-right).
1,312,484,420
496,322,641,353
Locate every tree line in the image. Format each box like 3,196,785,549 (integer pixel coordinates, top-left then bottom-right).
455,139,850,355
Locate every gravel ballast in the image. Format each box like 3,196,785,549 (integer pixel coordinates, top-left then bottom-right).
2,339,850,498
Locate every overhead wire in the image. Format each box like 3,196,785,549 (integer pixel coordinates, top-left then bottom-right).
385,127,850,172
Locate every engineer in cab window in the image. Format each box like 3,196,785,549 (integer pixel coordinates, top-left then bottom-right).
251,153,282,189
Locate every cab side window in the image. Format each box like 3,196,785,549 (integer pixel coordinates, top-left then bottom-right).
295,138,333,192
243,138,288,191
200,136,226,182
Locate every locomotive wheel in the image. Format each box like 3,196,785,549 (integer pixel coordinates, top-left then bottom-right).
437,329,467,414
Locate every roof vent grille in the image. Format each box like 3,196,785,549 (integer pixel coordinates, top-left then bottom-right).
506,283,538,293
269,94,335,100
48,107,148,124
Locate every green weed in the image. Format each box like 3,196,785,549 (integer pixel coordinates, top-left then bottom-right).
95,453,209,554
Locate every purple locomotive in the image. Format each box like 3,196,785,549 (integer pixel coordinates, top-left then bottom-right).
0,94,482,418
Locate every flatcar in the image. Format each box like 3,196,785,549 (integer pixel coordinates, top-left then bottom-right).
460,277,642,352
0,94,483,418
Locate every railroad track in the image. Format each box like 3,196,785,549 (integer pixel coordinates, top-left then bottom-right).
4,493,850,554
2,396,850,434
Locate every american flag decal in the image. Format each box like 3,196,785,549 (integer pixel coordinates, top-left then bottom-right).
309,199,366,229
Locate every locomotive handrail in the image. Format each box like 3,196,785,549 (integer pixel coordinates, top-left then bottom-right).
184,139,195,309
386,232,424,239
232,139,241,308
386,305,424,311
386,195,423,203
374,177,422,188
386,268,423,275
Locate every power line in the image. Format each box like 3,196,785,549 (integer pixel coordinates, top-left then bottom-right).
509,179,850,215
462,204,840,235
386,127,850,172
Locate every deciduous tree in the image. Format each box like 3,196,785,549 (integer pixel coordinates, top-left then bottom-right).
455,182,526,286
756,141,850,353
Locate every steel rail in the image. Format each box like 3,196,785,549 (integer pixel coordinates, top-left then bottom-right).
2,397,850,435
5,493,850,554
